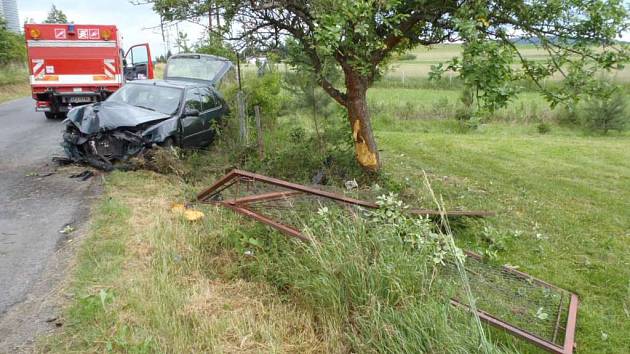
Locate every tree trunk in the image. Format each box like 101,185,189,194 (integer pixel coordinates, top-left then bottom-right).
215,5,221,29
343,69,381,172
208,8,213,33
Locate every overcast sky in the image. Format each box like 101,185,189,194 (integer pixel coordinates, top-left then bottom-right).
17,0,630,58
17,0,207,57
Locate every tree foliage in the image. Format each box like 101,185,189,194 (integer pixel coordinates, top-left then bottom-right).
149,0,630,172
581,86,628,134
0,18,25,65
44,4,69,24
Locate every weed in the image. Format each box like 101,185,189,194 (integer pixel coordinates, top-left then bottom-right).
537,122,551,134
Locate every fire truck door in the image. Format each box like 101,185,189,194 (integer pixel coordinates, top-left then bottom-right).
124,43,154,81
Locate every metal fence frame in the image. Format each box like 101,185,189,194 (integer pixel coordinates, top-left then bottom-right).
197,169,578,354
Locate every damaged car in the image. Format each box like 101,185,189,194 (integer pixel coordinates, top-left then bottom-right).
62,54,233,170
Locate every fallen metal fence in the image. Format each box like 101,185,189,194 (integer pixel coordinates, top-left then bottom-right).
197,169,578,354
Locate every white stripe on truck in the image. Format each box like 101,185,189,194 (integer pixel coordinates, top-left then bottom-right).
27,40,117,48
30,74,122,85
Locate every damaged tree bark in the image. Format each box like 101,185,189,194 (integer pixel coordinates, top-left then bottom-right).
342,68,380,172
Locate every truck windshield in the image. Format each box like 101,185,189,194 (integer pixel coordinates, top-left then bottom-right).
108,84,182,115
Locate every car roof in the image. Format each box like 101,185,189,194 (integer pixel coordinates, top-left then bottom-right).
126,79,210,89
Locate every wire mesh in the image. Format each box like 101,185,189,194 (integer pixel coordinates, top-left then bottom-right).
200,172,575,352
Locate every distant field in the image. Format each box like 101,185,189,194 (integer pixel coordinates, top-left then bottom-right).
387,44,630,83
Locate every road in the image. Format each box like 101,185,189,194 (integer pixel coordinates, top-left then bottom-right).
0,97,99,351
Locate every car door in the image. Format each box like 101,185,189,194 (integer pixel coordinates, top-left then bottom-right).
123,44,154,81
199,86,223,144
180,88,206,148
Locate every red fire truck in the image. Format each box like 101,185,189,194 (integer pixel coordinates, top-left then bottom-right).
24,23,154,119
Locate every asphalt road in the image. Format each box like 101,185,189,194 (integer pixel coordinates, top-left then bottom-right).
0,97,99,351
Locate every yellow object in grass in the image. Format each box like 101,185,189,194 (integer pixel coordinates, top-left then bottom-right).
183,210,205,221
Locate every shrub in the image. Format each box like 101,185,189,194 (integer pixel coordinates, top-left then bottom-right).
397,53,417,61
580,91,628,134
537,122,551,134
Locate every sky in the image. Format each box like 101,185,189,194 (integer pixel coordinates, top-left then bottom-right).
16,0,630,57
17,0,207,57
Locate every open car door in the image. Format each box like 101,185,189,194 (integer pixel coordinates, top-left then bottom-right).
124,43,154,81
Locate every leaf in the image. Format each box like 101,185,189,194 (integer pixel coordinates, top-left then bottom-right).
99,289,108,309
535,307,549,320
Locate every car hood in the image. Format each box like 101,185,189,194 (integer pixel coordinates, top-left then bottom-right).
66,101,172,134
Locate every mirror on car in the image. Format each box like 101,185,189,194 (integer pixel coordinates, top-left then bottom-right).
184,108,200,117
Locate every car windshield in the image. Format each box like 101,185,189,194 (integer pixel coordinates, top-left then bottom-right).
166,56,230,83
107,83,182,115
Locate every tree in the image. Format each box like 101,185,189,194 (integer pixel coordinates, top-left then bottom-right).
136,0,223,35
155,1,629,172
175,31,191,53
44,5,68,24
0,18,25,65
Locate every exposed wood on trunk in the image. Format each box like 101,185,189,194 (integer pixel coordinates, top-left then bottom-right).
343,67,380,172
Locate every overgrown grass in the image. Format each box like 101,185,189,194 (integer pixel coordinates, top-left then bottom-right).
375,129,630,353
43,171,326,353
0,63,29,103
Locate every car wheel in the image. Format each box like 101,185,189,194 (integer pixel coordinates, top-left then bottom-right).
44,112,56,119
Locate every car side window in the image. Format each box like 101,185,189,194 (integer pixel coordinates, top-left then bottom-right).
184,88,202,111
199,87,219,111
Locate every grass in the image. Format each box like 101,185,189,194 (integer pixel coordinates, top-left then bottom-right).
0,63,29,104
42,170,326,353
375,127,630,353
41,44,630,353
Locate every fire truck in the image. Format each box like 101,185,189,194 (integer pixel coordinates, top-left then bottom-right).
24,23,154,119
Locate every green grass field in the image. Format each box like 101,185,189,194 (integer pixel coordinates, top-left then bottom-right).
41,44,630,353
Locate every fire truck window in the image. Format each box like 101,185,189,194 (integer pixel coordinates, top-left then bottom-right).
199,87,218,111
184,88,202,111
130,46,149,65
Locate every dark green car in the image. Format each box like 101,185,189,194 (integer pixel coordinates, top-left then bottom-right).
62,54,233,170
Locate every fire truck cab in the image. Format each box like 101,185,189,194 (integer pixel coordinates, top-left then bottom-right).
24,23,154,119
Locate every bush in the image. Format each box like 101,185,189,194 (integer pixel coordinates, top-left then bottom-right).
580,91,628,134
0,19,25,65
397,53,417,61
537,122,551,134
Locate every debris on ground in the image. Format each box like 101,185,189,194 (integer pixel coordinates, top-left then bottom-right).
170,203,204,221
344,179,358,190
59,225,75,234
69,170,94,181
25,171,55,178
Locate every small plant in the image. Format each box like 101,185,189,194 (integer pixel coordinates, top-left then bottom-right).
479,226,517,260
581,90,628,134
537,122,551,134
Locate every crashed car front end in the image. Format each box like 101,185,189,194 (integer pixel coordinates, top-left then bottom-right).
63,126,148,171
62,101,178,171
